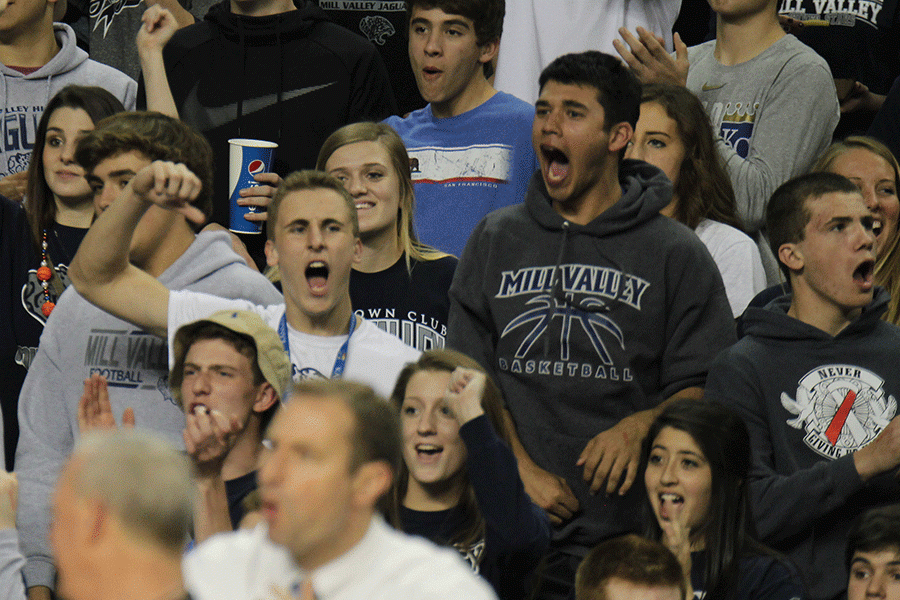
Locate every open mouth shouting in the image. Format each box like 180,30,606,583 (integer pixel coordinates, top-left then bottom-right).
853,258,875,291
306,261,330,295
421,65,442,82
540,145,570,186
872,219,890,256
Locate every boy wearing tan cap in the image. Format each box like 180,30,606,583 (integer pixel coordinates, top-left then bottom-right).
81,309,291,541
171,309,290,541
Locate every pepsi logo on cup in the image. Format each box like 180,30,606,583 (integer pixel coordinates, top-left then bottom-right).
248,160,265,175
228,139,278,234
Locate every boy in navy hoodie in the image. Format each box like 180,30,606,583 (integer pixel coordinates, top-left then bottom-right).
707,172,900,600
446,50,735,600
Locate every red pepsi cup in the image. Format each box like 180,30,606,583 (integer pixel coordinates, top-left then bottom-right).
228,139,278,234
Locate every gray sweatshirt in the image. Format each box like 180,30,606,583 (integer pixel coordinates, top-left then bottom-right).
0,23,136,178
0,529,24,600
15,231,282,590
686,34,839,282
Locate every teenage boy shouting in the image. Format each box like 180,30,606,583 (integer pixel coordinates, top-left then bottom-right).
707,173,900,600
447,51,735,599
69,168,419,400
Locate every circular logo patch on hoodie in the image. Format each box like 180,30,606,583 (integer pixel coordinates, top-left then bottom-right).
781,364,896,459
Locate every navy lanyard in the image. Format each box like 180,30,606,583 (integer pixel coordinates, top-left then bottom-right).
278,312,357,379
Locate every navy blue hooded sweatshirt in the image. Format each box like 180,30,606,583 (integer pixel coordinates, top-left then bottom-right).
447,159,736,585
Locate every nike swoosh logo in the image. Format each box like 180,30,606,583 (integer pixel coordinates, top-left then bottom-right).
180,82,337,131
702,82,726,91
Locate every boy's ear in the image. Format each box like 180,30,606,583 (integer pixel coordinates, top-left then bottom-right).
608,122,634,153
478,38,500,66
253,383,279,414
778,242,804,274
264,239,279,268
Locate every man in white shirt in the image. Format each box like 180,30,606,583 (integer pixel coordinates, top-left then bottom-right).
182,379,498,600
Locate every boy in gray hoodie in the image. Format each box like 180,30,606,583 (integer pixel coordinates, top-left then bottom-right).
15,112,281,600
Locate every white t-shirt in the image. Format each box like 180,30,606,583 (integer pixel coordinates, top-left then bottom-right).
183,517,498,600
168,291,421,399
494,0,681,103
695,219,767,318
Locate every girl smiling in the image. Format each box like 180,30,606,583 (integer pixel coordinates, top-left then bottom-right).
388,350,549,600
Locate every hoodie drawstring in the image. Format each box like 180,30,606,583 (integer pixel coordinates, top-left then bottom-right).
542,221,570,357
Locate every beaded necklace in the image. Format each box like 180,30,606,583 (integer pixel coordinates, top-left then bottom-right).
36,229,56,316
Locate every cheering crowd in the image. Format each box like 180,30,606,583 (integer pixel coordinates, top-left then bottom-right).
1,0,899,598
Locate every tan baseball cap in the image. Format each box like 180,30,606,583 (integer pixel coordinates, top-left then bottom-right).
170,309,291,403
